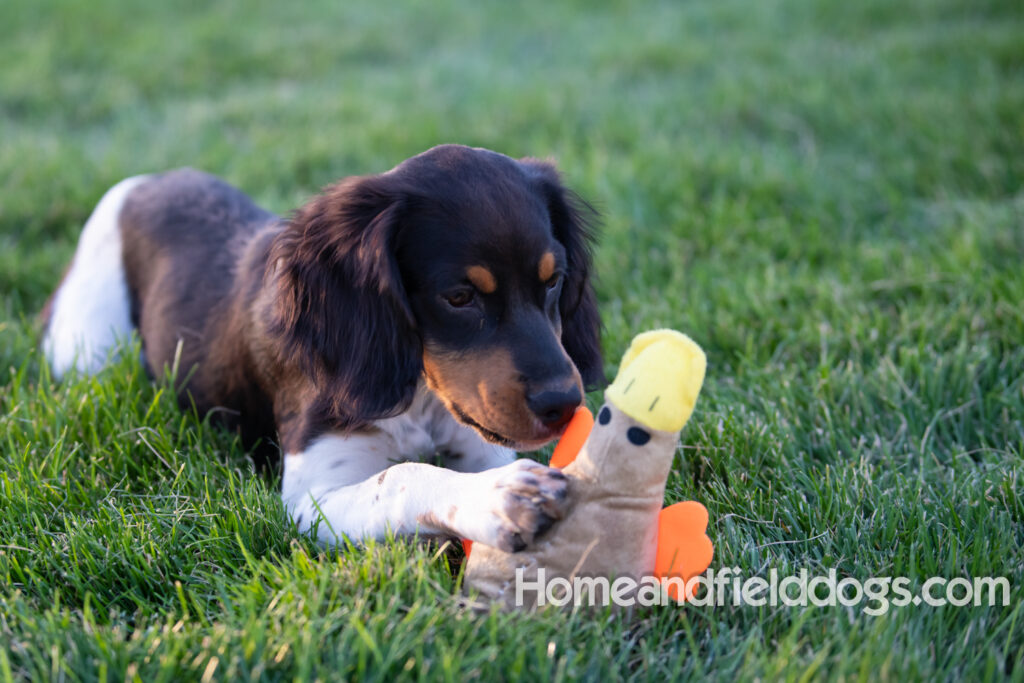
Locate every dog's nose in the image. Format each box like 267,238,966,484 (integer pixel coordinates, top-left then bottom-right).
527,384,583,430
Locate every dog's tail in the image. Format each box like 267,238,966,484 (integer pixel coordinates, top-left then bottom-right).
41,176,149,378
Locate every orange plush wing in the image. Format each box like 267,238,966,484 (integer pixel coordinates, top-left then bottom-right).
654,501,714,601
463,407,594,559
548,406,594,469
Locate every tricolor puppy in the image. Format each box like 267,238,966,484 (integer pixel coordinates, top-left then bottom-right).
41,144,603,552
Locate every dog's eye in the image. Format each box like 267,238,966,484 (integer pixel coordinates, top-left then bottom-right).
546,275,562,291
443,289,476,308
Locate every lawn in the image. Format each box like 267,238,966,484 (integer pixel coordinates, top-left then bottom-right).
2,0,1023,679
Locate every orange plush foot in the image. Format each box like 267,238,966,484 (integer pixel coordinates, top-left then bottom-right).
654,501,714,602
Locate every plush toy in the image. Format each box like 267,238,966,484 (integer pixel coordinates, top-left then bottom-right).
463,329,713,609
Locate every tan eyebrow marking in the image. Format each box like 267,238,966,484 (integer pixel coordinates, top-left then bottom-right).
466,265,497,294
538,251,556,282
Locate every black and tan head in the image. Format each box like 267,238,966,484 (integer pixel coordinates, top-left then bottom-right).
269,144,604,449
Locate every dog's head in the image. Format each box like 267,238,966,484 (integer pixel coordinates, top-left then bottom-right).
271,144,603,449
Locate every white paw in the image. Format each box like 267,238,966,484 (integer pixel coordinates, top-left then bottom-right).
459,459,570,552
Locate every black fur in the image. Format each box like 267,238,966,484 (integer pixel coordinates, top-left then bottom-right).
522,159,604,390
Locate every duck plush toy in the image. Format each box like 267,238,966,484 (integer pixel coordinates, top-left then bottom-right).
463,329,714,609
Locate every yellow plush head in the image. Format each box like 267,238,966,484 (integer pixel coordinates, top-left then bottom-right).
604,329,707,432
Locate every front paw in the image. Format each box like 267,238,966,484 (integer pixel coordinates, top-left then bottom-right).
466,459,571,552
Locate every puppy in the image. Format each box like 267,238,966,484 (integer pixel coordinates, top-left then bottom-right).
41,144,603,552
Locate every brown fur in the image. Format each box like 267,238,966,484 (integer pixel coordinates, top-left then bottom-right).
466,266,498,294
538,252,556,283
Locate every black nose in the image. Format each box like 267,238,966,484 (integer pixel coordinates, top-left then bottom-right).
527,384,582,430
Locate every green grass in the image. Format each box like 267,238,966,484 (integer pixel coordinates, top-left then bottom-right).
2,0,1023,679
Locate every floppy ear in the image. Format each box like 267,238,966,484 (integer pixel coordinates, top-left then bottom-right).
267,174,422,425
521,159,605,390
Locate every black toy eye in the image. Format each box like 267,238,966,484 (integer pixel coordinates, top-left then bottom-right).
627,427,651,446
598,405,611,425
443,289,476,308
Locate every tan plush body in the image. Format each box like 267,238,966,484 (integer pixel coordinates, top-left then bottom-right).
465,330,708,609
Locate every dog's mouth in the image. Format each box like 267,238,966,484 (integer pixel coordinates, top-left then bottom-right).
448,400,566,452
420,350,573,451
